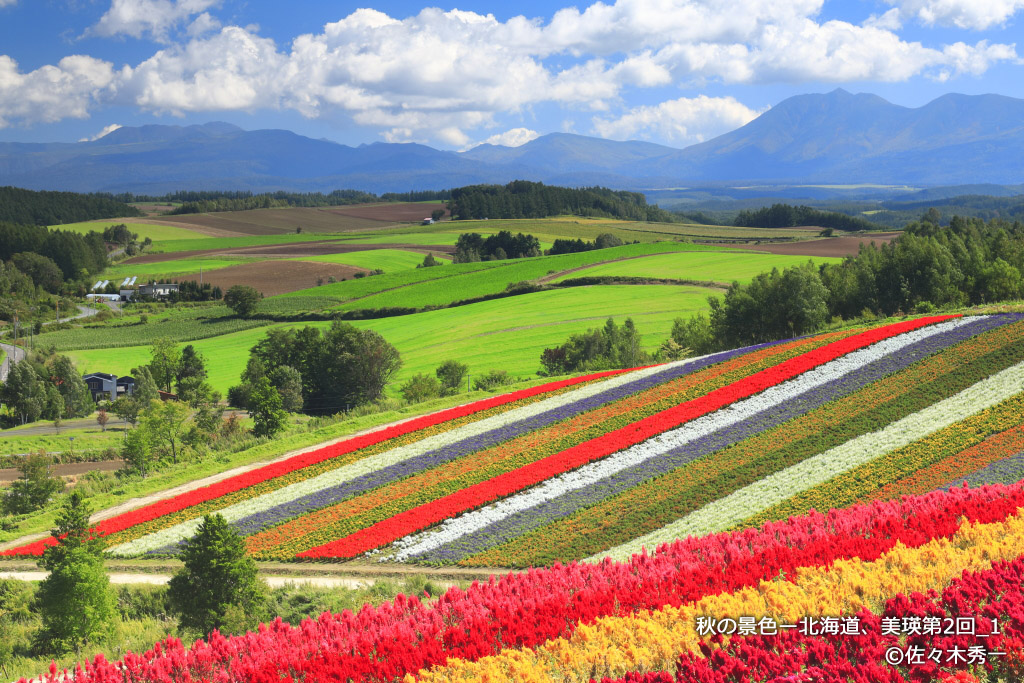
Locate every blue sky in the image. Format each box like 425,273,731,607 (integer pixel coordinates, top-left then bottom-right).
1,0,1021,149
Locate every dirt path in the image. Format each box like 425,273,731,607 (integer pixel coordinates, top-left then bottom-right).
0,460,123,483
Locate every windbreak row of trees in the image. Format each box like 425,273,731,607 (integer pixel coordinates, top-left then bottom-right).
734,203,881,231
0,186,141,226
0,222,107,281
448,181,677,222
453,230,541,262
121,189,449,212
673,215,1024,353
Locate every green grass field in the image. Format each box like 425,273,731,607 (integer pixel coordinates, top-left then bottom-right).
280,260,505,301
551,251,841,284
0,424,124,457
293,249,449,271
68,284,716,395
147,233,356,254
51,221,211,242
329,242,720,311
40,311,269,352
102,256,259,281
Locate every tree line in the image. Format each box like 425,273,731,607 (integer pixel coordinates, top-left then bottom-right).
448,180,677,222
734,203,882,231
0,222,108,281
0,186,142,226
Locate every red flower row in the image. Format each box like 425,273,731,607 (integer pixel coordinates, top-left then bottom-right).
300,315,958,558
3,367,634,557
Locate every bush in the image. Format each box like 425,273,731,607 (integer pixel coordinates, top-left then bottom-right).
400,373,442,403
435,360,469,395
473,369,516,391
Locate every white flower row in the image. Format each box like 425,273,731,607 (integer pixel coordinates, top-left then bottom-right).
390,317,975,560
106,357,700,556
597,356,1024,562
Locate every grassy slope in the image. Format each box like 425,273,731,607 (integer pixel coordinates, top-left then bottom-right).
147,233,356,254
292,249,450,271
67,285,716,394
0,424,124,457
551,251,842,284
102,257,259,281
51,221,210,242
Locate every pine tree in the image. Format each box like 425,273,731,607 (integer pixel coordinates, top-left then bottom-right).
34,491,115,654
167,514,266,636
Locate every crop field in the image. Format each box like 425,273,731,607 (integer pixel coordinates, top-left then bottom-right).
66,284,716,394
11,315,1024,571
50,221,211,242
293,248,448,271
145,233,357,254
44,311,270,352
280,260,505,301
163,207,399,235
101,256,259,281
327,242,719,311
550,250,841,284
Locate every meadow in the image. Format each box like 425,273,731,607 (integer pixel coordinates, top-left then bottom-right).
101,256,260,281
66,285,717,394
551,250,841,283
50,221,211,242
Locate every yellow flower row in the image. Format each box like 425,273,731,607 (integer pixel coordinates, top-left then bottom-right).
411,509,1024,683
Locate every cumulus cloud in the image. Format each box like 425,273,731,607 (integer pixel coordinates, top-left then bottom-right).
469,127,541,149
91,0,220,41
593,95,763,143
0,55,115,128
4,0,1021,143
885,0,1024,30
0,0,17,8
78,123,122,141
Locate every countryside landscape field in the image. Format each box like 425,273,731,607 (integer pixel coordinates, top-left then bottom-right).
4,1,1024,679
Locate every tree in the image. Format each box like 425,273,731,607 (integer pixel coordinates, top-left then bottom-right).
430,208,445,222
96,408,109,432
248,377,288,438
34,491,116,654
418,252,441,268
267,365,304,412
147,338,181,394
175,344,208,403
1,451,63,515
132,366,160,405
400,373,441,403
10,252,63,293
0,362,45,425
167,514,266,637
435,360,468,395
120,426,152,477
111,395,141,427
140,399,192,464
224,285,262,317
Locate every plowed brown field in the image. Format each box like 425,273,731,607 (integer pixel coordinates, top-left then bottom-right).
709,232,900,257
324,203,448,222
176,260,366,296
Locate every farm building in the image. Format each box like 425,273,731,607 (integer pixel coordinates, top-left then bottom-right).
83,372,135,402
422,217,435,225
138,283,180,299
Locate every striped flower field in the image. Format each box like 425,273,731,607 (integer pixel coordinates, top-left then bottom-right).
7,313,1024,566
16,311,1024,683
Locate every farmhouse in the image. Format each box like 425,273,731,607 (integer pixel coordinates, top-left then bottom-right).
83,372,135,402
422,217,435,225
138,283,180,299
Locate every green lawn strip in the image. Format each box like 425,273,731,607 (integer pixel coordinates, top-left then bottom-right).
0,376,574,545
742,393,1024,527
466,321,1024,567
0,424,123,457
101,256,259,281
250,332,848,559
146,232,355,254
550,251,841,284
290,249,449,271
332,242,709,311
68,285,719,396
50,221,210,242
102,374,616,548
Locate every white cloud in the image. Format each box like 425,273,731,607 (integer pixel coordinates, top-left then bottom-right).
886,0,1024,30
470,127,540,149
0,0,17,8
91,0,220,41
3,0,1021,144
0,55,115,128
78,123,122,141
593,95,763,143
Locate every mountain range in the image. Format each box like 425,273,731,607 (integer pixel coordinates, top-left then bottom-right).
1,89,1022,194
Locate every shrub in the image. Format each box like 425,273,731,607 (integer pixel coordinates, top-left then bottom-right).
473,369,516,391
400,373,442,403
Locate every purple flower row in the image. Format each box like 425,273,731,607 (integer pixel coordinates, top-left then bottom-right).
413,314,1017,563
148,342,780,554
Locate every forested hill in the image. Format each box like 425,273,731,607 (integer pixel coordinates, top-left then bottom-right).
0,186,142,226
449,181,676,222
735,204,883,231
